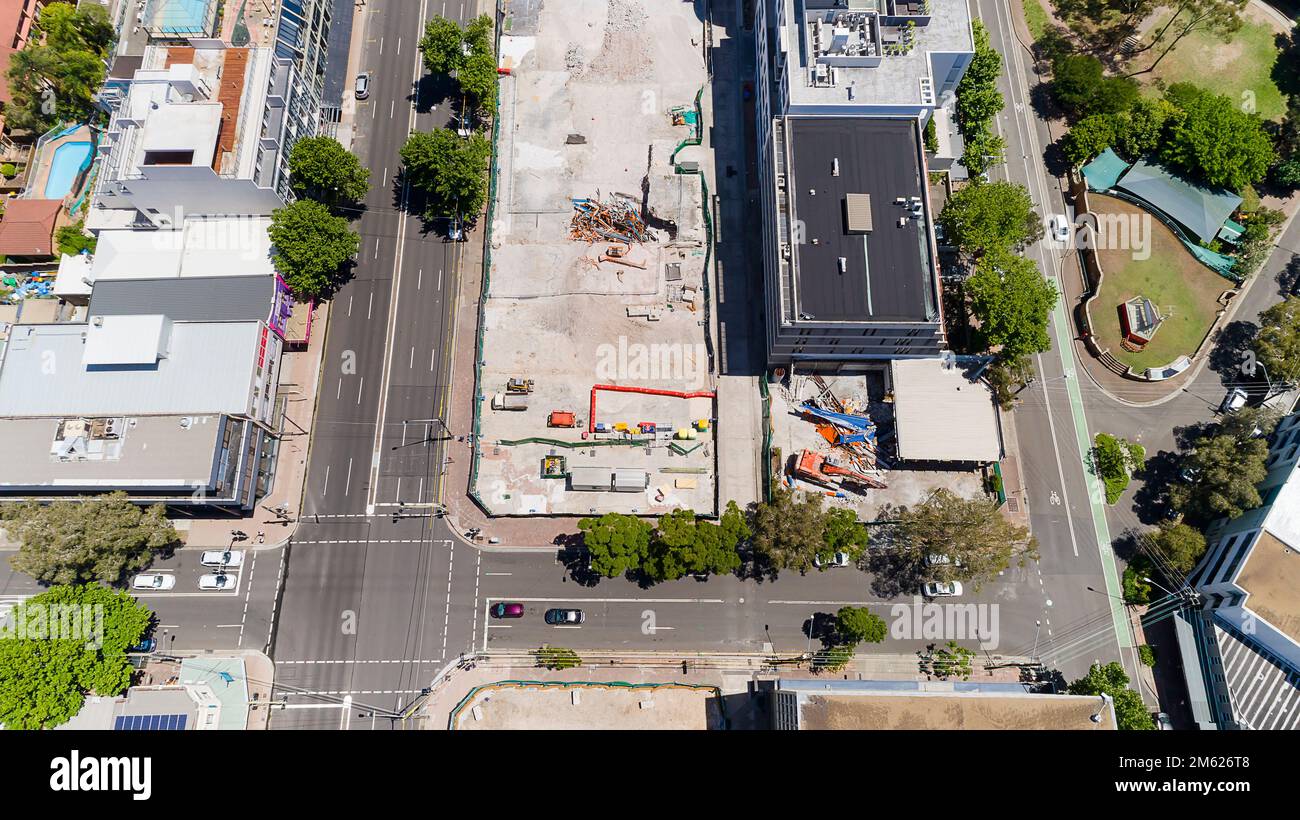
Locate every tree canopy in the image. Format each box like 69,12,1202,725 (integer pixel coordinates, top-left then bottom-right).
0,584,152,729
895,489,1039,587
3,494,178,586
1159,84,1273,190
1093,432,1144,504
577,513,653,578
400,129,493,219
1253,296,1300,384
953,22,1005,177
289,136,371,205
966,248,1058,359
938,180,1044,259
645,502,749,582
1169,408,1279,523
835,606,887,645
1145,520,1208,578
418,14,498,115
750,490,869,575
4,2,114,133
268,199,361,298
1067,661,1154,730
1051,54,1140,120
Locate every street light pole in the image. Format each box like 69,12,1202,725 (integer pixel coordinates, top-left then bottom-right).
1031,619,1041,664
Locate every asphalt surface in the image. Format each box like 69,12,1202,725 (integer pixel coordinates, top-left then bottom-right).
266,0,482,729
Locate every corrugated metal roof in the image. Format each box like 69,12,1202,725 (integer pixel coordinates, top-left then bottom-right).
0,321,260,417
90,276,274,323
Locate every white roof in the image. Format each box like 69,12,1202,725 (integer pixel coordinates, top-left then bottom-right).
0,321,259,417
89,218,276,282
139,102,221,168
54,254,94,297
891,359,1002,463
83,315,170,366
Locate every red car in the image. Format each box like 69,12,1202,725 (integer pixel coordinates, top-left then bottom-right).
491,602,525,618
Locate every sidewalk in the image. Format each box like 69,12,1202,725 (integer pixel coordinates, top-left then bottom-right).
997,407,1031,529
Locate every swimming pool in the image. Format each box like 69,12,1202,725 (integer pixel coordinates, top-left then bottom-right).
43,141,93,200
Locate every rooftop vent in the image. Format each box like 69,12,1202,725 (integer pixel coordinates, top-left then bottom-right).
844,193,873,233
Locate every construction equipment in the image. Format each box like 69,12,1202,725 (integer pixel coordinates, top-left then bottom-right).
541,455,567,478
506,378,534,394
492,392,529,411
598,243,647,268
548,411,578,428
569,195,652,244
793,449,886,490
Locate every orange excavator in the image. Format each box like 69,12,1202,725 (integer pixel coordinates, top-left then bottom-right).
793,449,886,490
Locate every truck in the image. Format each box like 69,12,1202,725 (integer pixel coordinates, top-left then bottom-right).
491,392,529,411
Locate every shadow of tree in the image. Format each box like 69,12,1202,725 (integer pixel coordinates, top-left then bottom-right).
1131,449,1183,525
1206,319,1260,383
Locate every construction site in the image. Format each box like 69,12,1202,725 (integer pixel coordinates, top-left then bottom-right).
767,363,998,521
473,0,717,516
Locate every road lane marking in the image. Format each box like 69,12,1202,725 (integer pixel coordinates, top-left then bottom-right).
344,457,353,496
322,464,330,497
357,376,364,404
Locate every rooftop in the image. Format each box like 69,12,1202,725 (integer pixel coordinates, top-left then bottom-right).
890,358,1001,462
88,218,276,282
780,0,974,110
1234,529,1300,645
776,679,1116,729
0,320,261,417
0,414,225,491
0,198,62,257
90,275,276,323
788,117,936,323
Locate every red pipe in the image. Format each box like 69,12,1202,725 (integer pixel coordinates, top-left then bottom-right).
588,384,717,433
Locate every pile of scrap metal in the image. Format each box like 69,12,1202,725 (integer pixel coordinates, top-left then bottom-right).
569,194,652,244
795,400,889,491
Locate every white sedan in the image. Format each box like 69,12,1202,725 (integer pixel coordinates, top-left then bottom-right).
132,573,176,591
200,550,244,568
1049,213,1072,244
923,581,964,598
198,573,238,591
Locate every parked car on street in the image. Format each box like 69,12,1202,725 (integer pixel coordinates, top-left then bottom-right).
813,551,851,569
1049,213,1072,243
128,637,157,654
132,573,175,591
922,581,963,598
544,608,584,625
200,550,244,568
354,72,371,100
1220,387,1248,413
198,573,237,591
491,602,525,618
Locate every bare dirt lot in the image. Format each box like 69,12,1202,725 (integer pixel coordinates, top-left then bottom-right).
451,681,724,730
475,0,716,516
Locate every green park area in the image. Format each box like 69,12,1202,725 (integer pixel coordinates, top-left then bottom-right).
1091,196,1227,372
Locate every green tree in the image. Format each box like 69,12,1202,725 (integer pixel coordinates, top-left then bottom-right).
895,489,1039,587
750,489,829,574
458,48,500,116
1159,84,1273,190
820,507,869,564
1274,159,1300,190
961,129,1007,177
0,584,152,729
954,20,1005,176
419,16,466,75
400,129,493,219
288,136,371,204
3,494,178,586
418,14,497,115
1122,563,1153,604
4,2,113,133
577,513,652,578
1067,661,1154,730
1050,0,1155,56
938,180,1044,258
835,606,887,645
55,220,96,257
1093,432,1144,504
1254,296,1300,383
1051,54,1139,119
1169,408,1278,522
1113,97,1176,160
1146,520,1207,577
966,248,1058,359
268,200,360,298
646,503,748,582
1061,114,1117,167
1138,644,1157,667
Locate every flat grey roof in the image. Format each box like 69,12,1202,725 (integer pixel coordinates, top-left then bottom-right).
90,276,274,323
891,358,1001,462
790,117,933,322
0,415,224,490
0,321,259,417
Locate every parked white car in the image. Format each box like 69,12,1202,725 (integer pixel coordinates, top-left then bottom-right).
813,551,851,569
1220,387,1248,414
132,573,175,591
200,550,244,568
198,573,238,591
1049,213,1072,244
923,581,964,598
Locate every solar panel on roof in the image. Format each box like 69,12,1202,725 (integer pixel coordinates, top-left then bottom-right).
114,713,188,730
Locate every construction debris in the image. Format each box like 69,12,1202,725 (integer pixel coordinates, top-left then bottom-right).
570,194,652,244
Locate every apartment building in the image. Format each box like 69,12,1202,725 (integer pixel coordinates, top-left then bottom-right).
1176,411,1300,729
754,0,974,365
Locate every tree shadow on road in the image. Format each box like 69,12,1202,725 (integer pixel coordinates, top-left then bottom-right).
1206,320,1260,385
1131,449,1183,526
555,533,602,588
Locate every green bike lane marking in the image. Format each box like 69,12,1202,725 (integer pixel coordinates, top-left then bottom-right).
1047,274,1133,649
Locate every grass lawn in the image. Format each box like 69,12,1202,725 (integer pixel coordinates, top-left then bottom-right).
1022,0,1050,40
1131,11,1287,122
1090,196,1227,372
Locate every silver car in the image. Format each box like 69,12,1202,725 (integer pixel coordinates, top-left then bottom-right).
922,581,964,598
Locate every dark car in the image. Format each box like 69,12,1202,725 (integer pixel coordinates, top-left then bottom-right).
491,602,525,618
128,637,157,654
544,608,584,625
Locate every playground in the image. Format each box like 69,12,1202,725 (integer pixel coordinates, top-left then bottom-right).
474,0,716,516
1090,196,1227,373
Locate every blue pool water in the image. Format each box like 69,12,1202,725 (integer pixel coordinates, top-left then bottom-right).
43,141,93,200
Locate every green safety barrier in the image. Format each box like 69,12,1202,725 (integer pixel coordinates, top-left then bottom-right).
498,437,642,448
